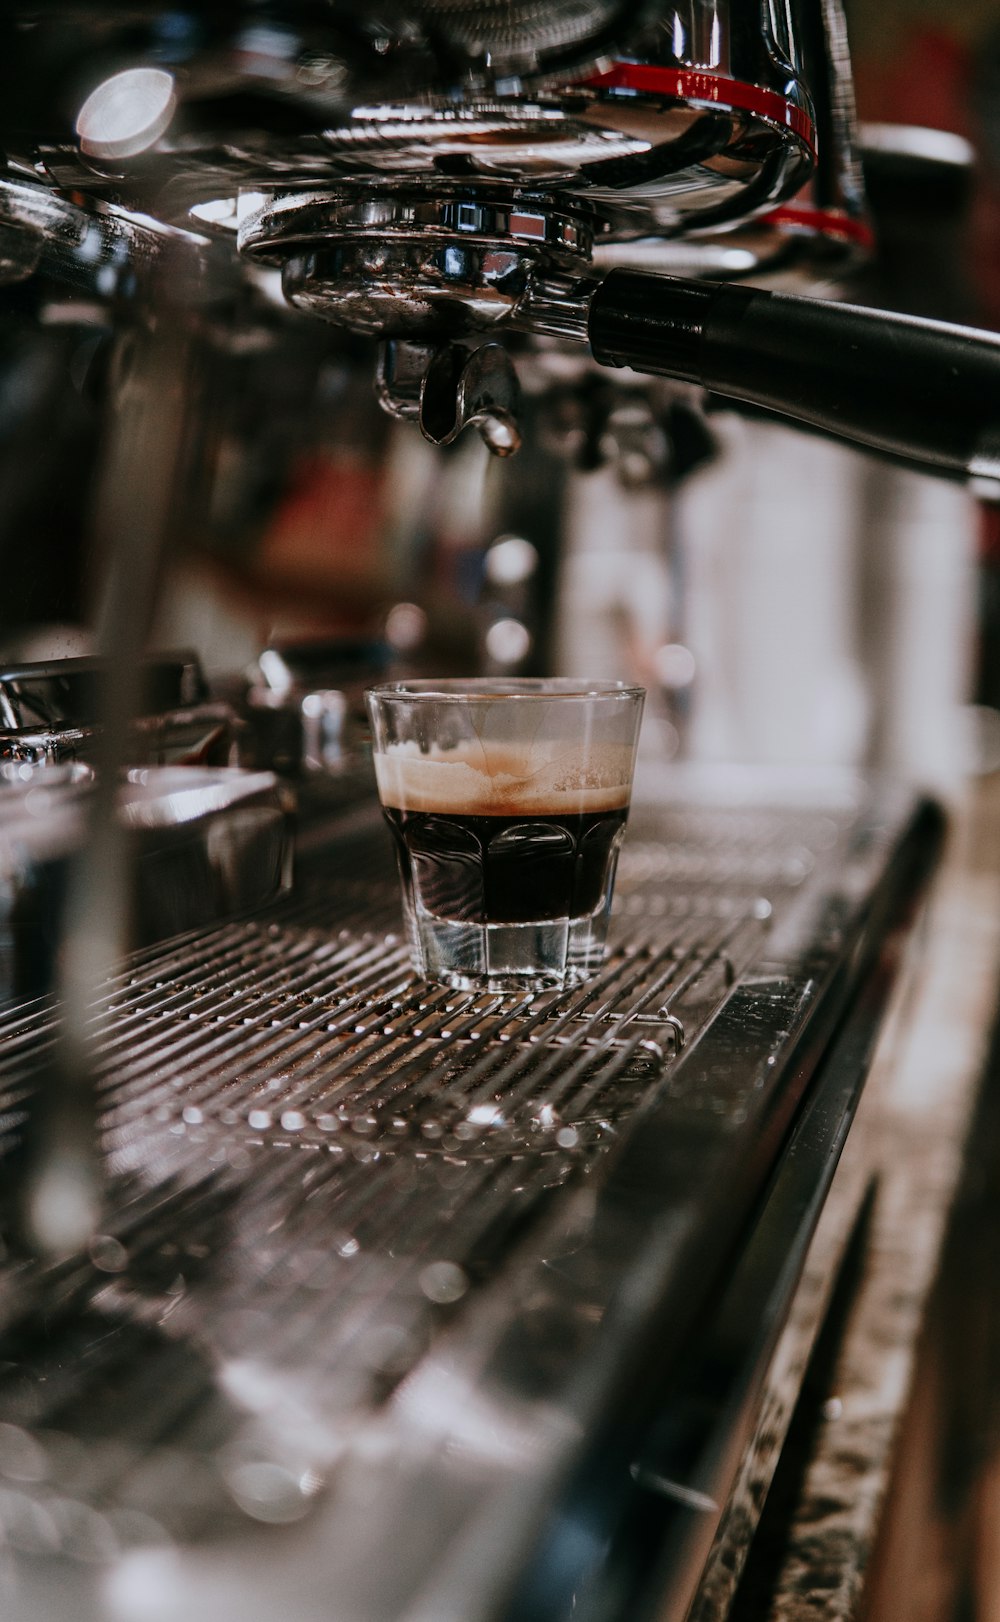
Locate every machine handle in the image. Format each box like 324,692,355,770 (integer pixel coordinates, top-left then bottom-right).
587,268,1000,482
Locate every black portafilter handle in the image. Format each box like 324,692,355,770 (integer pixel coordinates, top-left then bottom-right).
587,268,1000,483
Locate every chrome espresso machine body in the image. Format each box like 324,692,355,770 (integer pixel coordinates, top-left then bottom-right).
0,6,992,1622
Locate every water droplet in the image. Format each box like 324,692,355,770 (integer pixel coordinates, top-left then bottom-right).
418,1261,468,1304
337,1236,360,1258
181,1105,203,1125
89,1234,128,1274
225,1462,312,1524
555,1126,580,1149
247,1109,271,1130
466,1102,506,1128
280,1111,305,1132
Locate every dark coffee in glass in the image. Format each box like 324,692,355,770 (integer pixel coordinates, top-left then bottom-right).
366,683,645,992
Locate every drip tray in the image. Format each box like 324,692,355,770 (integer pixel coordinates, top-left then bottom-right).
0,779,942,1622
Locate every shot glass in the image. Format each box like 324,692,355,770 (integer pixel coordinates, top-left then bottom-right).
365,678,645,992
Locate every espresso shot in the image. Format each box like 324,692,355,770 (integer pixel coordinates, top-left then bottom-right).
366,681,645,992
382,806,629,925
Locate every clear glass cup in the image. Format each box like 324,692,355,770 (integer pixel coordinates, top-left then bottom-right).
365,678,645,992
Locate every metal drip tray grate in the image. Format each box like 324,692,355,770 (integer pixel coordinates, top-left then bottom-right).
97,900,766,1159
0,796,865,1570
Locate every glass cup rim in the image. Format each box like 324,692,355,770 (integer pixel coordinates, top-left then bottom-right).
366,677,645,704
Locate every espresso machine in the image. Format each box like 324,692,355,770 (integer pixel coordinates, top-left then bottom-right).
0,5,992,1621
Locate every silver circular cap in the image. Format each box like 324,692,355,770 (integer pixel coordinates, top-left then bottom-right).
239,189,594,335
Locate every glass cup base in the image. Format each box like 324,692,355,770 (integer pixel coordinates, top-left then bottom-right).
408,907,609,994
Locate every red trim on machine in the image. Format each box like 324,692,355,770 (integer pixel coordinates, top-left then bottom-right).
762,204,876,249
582,63,817,159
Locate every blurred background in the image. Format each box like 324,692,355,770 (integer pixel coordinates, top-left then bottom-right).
4,2,998,803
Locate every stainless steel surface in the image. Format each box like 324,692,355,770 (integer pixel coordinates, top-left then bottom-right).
0,0,984,499
0,4,815,227
1,760,294,1263
0,776,941,1620
0,0,818,425
0,712,237,771
0,176,225,307
2,0,973,497
0,653,238,770
400,0,635,67
243,190,594,337
0,765,294,997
